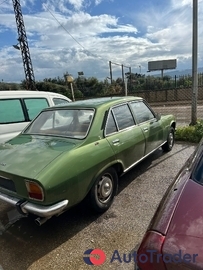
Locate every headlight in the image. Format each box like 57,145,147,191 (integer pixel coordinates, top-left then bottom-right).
25,180,44,201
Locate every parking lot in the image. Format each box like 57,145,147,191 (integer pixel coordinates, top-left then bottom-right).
0,142,197,270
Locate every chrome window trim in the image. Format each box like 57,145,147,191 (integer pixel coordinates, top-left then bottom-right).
104,102,136,137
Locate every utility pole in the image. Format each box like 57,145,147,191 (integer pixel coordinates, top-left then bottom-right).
121,64,124,84
109,61,131,87
12,0,36,90
129,67,132,88
109,61,113,84
191,0,198,125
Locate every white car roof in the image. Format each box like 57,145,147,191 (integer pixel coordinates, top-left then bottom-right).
0,90,71,101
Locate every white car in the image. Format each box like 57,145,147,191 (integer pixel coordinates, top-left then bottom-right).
0,90,71,143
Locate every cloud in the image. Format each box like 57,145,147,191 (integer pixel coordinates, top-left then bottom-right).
68,0,84,10
0,0,202,83
171,0,192,9
43,0,85,12
95,0,102,5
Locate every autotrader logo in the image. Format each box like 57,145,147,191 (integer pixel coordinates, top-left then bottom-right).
83,249,106,265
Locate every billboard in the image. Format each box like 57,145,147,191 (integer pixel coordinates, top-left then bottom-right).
148,59,177,71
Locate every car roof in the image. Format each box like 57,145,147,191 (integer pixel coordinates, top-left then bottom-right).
0,90,69,98
47,96,143,110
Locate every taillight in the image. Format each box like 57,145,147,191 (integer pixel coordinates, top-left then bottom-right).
137,231,166,270
25,180,44,201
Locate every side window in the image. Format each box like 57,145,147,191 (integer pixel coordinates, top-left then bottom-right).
53,98,69,106
112,104,135,130
130,101,154,124
106,111,117,135
24,98,49,120
0,99,25,123
192,154,203,184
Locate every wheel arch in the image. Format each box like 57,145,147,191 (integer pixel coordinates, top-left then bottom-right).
111,162,124,177
86,161,124,195
88,163,121,212
171,121,176,130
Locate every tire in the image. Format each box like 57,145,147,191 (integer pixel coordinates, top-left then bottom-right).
89,167,118,213
162,127,175,152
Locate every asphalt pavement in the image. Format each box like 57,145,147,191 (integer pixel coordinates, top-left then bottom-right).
0,142,197,270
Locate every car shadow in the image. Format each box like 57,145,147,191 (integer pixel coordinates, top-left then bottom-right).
0,202,101,270
118,142,192,194
0,143,194,270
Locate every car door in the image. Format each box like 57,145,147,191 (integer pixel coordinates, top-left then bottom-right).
0,98,28,143
23,98,49,121
129,101,164,155
105,103,145,171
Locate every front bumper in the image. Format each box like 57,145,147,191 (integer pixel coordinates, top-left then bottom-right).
0,191,68,218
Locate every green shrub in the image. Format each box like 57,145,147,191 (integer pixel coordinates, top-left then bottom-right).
176,120,203,143
194,120,203,140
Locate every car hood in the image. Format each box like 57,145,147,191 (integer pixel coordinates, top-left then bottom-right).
0,135,78,179
162,179,203,266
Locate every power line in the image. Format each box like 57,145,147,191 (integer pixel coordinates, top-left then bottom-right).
40,4,203,76
0,0,132,80
45,5,87,51
43,2,135,71
44,4,109,63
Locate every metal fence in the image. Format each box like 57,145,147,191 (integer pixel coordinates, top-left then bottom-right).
127,73,203,91
124,74,203,126
133,87,203,127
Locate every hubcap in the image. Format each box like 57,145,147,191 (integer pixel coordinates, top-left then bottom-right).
97,174,113,203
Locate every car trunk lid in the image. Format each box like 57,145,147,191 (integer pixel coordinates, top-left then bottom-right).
0,134,78,179
162,179,203,269
149,168,190,235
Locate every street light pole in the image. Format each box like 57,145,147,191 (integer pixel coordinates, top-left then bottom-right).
66,75,75,102
70,82,75,102
191,0,198,125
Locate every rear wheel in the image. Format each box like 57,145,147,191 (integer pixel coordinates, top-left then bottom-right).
162,127,175,152
90,167,118,213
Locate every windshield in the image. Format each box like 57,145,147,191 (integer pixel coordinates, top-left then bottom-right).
192,154,203,185
24,109,94,139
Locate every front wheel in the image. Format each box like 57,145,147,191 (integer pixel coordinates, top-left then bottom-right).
162,127,175,152
89,167,118,213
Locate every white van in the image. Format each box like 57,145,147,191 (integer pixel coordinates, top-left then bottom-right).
0,90,71,143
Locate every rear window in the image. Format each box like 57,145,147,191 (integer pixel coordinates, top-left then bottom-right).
24,109,94,139
0,99,25,124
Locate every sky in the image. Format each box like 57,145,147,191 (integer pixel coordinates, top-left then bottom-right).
0,0,203,83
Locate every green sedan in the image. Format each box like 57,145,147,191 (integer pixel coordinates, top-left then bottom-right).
0,96,176,225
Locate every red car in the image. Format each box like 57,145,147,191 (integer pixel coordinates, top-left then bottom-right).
136,138,203,270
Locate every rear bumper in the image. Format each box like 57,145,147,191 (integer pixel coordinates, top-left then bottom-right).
0,191,68,218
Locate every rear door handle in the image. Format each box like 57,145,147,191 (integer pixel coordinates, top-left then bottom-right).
112,139,120,144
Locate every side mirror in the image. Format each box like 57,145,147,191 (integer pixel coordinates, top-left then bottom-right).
156,113,161,121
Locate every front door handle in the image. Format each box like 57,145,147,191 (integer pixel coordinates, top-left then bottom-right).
143,127,148,132
112,139,120,144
